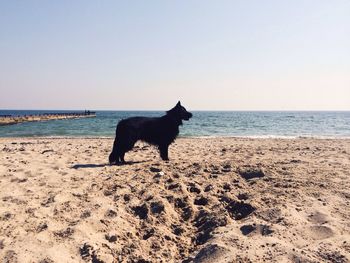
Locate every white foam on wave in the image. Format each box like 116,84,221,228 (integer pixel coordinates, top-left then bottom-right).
7,135,350,140
181,135,350,140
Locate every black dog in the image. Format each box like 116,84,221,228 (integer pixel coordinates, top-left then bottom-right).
109,101,192,164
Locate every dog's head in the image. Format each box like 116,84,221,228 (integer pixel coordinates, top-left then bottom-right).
167,101,193,122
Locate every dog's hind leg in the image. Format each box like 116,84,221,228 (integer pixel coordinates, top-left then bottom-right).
115,142,127,165
159,144,169,161
109,138,119,164
117,137,137,164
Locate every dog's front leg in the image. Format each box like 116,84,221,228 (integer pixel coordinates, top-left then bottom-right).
119,152,126,164
159,144,169,161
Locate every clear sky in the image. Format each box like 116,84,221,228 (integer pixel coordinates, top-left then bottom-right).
0,1,349,110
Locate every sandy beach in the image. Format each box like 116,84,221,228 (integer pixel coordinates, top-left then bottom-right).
0,137,349,262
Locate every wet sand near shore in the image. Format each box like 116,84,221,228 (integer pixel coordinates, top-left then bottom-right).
0,137,349,262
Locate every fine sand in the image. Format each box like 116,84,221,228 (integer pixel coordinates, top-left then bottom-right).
0,137,349,262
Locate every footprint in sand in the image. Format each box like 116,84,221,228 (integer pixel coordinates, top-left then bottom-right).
190,244,230,263
308,211,328,225
79,243,104,262
61,171,69,176
225,201,255,220
41,195,55,207
38,257,54,263
194,196,209,206
240,224,274,236
54,227,75,239
193,210,228,245
188,183,201,194
238,166,265,180
308,225,334,240
2,250,17,263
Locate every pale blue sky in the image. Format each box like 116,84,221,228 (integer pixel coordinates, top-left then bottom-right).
0,1,349,110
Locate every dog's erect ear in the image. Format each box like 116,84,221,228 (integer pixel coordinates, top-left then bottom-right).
176,101,181,107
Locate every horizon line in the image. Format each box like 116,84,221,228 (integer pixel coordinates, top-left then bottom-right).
1,108,350,112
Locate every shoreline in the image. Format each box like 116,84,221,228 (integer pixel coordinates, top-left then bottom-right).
1,135,350,140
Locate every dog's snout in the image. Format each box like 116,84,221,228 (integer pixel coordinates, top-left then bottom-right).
183,112,192,121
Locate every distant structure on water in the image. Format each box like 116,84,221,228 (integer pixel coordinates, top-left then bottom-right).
0,111,96,126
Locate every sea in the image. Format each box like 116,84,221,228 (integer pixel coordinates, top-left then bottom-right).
0,110,349,138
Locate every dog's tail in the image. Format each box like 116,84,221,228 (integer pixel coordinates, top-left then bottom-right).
109,137,118,164
109,121,126,164
109,152,117,164
109,122,122,164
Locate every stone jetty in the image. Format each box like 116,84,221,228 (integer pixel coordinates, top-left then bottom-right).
0,111,96,126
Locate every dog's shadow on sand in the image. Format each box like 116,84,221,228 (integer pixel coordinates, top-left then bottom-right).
71,160,146,169
71,163,108,169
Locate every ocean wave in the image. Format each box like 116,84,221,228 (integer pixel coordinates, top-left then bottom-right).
180,135,350,139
